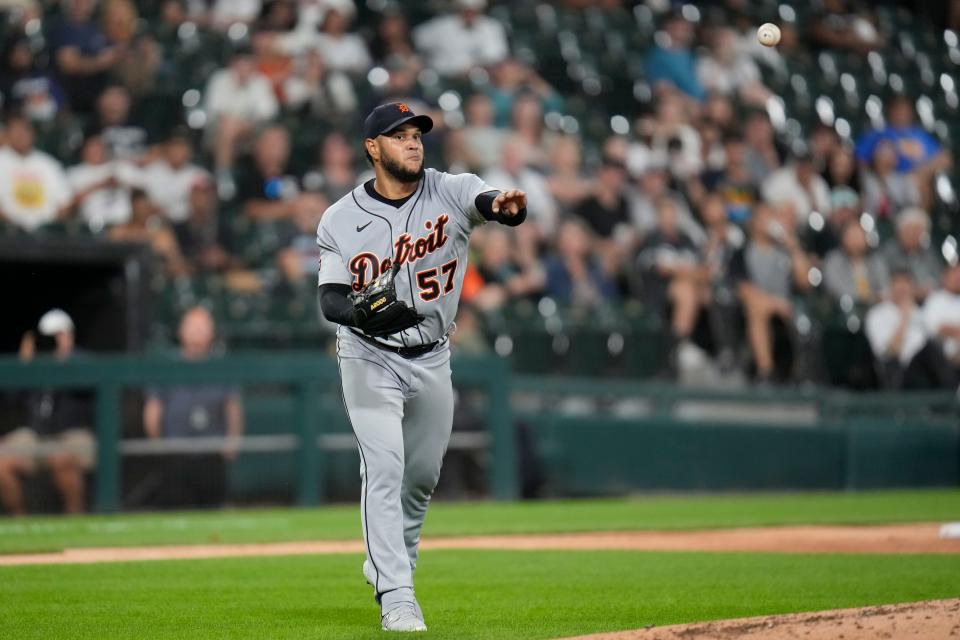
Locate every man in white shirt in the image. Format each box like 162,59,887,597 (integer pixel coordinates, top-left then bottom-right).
0,114,72,232
482,138,557,238
204,46,279,184
866,270,956,389
761,147,832,229
67,133,141,232
210,0,261,30
274,0,371,75
413,0,508,77
142,129,208,223
923,263,960,371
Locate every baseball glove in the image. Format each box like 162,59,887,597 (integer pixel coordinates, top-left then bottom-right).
350,262,424,337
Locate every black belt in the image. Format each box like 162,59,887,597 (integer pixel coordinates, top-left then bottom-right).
350,329,440,359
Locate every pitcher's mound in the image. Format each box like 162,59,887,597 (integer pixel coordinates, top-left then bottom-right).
561,598,960,640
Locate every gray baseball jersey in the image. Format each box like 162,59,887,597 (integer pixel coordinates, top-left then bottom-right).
317,168,498,347
318,167,505,616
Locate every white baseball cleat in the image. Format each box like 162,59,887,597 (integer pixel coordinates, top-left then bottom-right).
381,604,427,632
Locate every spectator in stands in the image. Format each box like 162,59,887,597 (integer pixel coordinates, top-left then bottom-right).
634,198,708,360
808,0,885,54
236,125,323,222
881,207,943,300
866,270,957,389
312,131,358,202
0,113,72,232
93,85,149,163
644,12,705,102
1,36,66,125
731,203,812,382
648,91,702,180
810,185,860,257
823,146,860,192
546,135,592,216
860,139,922,219
742,111,782,184
258,0,298,33
210,0,262,31
544,218,618,308
282,49,357,126
574,156,632,241
109,188,190,276
101,0,161,98
703,134,758,226
486,58,564,129
286,0,327,35
510,93,555,170
696,27,769,107
702,92,736,134
275,0,370,75
142,129,208,224
801,124,833,169
0,310,94,515
144,307,244,508
855,96,951,188
173,177,237,274
203,45,279,193
413,0,508,78
67,133,140,232
700,192,746,370
700,192,745,284
823,221,889,306
469,226,544,311
483,138,557,250
369,8,418,68
922,263,960,370
462,93,505,173
277,193,328,285
761,146,832,229
694,119,726,180
632,166,704,242
49,0,115,112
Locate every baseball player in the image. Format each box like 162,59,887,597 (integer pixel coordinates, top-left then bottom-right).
316,102,527,632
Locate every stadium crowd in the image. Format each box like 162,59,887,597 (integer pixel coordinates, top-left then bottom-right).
0,0,959,389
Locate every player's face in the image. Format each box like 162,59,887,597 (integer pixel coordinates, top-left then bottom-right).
376,124,424,183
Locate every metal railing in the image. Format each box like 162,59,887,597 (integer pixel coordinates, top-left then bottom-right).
0,352,514,512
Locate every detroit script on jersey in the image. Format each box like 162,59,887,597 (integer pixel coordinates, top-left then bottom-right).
316,169,499,345
348,213,450,291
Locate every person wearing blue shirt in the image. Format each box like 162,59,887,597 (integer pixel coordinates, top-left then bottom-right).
49,0,116,112
544,218,619,307
855,95,947,173
644,13,706,102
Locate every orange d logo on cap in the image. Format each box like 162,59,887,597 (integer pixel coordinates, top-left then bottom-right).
396,102,410,113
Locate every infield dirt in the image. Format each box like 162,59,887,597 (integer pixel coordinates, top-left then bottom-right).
561,598,960,640
1,522,958,565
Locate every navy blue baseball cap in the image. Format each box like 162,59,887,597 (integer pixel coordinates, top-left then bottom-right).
362,102,433,141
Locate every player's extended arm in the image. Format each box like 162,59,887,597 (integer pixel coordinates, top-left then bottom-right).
476,190,527,226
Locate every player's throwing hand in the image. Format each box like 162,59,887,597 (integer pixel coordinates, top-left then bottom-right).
492,189,527,216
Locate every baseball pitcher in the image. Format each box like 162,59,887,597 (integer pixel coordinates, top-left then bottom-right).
316,102,527,632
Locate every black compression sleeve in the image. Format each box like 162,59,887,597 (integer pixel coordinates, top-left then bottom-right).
475,191,527,227
319,283,356,326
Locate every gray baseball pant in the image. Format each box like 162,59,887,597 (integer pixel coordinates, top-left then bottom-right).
335,328,454,609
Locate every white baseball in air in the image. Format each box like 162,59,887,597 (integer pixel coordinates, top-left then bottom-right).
757,23,781,47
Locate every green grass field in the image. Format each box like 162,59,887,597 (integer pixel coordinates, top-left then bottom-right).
2,489,959,554
2,490,959,639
